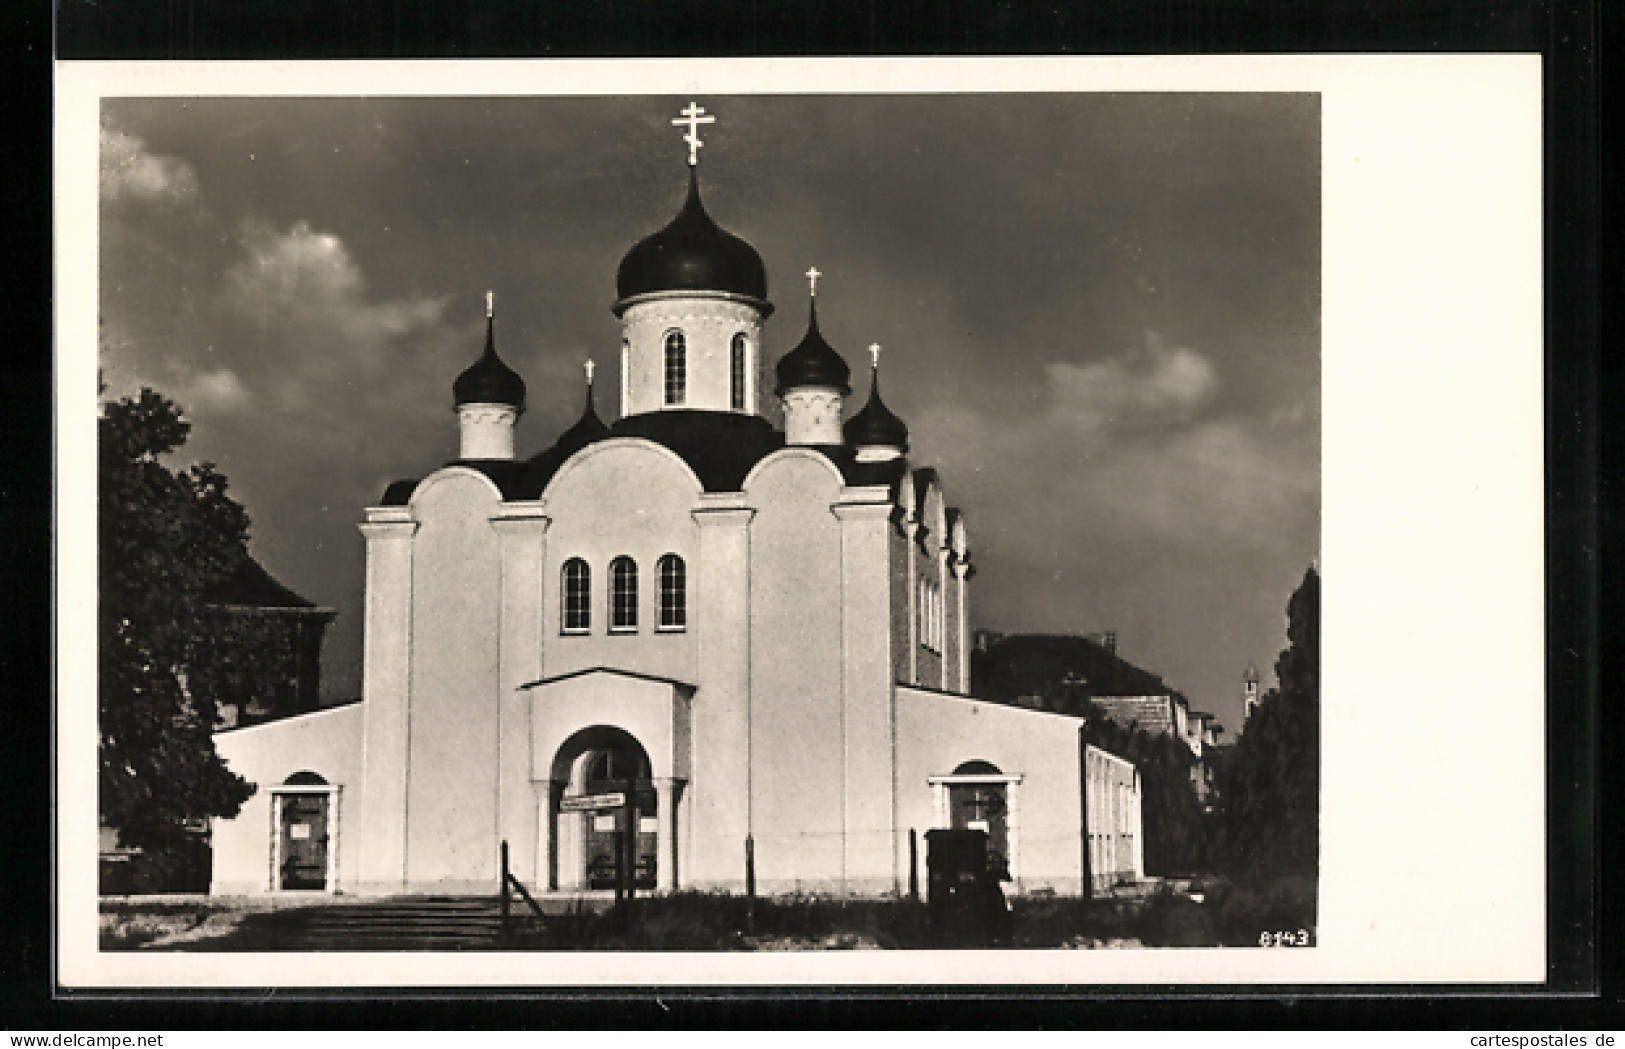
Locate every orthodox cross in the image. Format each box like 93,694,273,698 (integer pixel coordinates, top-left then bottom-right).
869,343,882,370
672,102,715,167
806,266,822,297
584,359,596,386
485,290,494,318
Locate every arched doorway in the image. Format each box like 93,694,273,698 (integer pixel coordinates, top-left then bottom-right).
931,760,1021,883
272,770,338,891
548,727,659,892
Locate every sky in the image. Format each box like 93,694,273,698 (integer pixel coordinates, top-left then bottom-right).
98,92,1320,733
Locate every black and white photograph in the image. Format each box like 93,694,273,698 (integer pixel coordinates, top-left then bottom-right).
57,57,1546,987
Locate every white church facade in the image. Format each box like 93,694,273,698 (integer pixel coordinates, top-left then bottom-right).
210,105,1143,899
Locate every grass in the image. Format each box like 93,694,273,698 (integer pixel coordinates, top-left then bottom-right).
99,878,1318,951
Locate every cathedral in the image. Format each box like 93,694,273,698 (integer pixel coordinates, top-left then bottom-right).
210,104,1144,899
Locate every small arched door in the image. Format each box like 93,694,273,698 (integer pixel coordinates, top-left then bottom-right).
946,760,1010,879
276,771,332,890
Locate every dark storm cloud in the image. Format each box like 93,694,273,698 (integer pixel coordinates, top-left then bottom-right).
99,93,1319,730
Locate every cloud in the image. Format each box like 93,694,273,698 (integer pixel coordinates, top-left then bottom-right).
912,334,1316,554
100,124,200,206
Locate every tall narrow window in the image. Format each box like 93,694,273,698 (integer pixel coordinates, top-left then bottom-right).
562,558,591,634
657,554,686,631
730,333,747,411
610,556,638,631
663,330,686,405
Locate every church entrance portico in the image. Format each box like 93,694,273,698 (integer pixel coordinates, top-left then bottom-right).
523,668,693,893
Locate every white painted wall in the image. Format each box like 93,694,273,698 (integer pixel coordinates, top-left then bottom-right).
744,451,847,892
211,703,365,895
895,688,1087,895
539,440,702,684
402,469,504,889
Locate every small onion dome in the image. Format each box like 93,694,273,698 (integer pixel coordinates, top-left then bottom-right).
844,363,909,452
556,371,610,450
616,168,768,304
1244,663,1261,683
453,314,527,411
774,298,851,396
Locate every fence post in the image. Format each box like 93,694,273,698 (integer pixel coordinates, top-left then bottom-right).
908,829,919,902
499,840,511,935
744,834,757,936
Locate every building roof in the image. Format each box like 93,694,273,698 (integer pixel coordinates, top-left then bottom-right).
615,168,768,305
774,298,852,396
203,557,329,614
382,410,916,505
452,314,527,411
971,632,1184,710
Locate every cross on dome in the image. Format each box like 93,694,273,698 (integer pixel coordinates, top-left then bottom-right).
584,359,595,385
869,343,882,369
672,102,716,167
806,266,822,297
485,290,494,318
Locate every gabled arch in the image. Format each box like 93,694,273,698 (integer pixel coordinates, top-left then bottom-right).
739,445,847,493
539,437,706,506
407,464,506,508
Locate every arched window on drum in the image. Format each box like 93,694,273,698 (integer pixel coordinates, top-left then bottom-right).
730,333,748,411
663,330,686,406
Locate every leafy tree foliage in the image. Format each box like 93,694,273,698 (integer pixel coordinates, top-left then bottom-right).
1215,566,1320,880
99,387,263,856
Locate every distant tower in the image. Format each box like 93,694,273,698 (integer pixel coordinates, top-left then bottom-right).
843,343,909,461
775,267,851,445
453,292,526,461
1243,663,1261,721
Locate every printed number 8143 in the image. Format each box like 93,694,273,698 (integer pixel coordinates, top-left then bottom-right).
1259,930,1311,947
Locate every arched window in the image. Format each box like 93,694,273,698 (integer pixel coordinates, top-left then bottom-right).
663,330,686,405
562,558,591,633
610,556,638,631
657,554,686,631
730,333,747,411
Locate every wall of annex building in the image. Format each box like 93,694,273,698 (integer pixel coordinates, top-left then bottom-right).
211,702,365,894
743,451,848,891
402,470,505,887
540,442,704,684
894,688,1087,895
1085,744,1145,891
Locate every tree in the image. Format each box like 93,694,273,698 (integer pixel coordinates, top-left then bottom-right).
1216,565,1320,881
99,387,264,863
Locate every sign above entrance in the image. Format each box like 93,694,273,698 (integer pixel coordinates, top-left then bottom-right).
559,791,627,813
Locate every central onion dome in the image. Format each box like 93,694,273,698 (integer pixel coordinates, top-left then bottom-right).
774,298,852,396
616,168,768,305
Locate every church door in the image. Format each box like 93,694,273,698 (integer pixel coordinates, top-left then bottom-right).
948,782,1009,878
577,743,657,891
279,793,330,890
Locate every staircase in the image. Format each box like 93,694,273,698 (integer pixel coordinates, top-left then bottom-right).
260,895,537,951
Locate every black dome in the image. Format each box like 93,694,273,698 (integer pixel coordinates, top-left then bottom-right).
774,299,851,396
557,379,610,451
453,316,527,411
844,367,909,451
616,169,768,304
